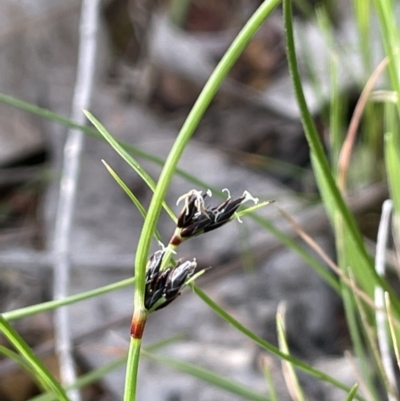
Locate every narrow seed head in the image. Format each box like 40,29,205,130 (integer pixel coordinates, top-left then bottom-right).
170,189,259,245
144,250,197,312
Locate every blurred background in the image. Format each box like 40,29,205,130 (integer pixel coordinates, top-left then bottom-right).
0,0,393,400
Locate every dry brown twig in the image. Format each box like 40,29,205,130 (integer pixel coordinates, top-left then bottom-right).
338,57,389,193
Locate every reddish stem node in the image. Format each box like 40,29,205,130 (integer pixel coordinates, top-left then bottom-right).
169,234,182,247
130,313,147,339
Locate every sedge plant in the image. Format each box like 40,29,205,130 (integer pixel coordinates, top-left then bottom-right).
1,0,400,400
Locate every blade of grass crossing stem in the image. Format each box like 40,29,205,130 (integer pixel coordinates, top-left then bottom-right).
84,110,176,224
133,0,281,309
3,277,135,321
101,160,164,243
0,92,224,198
0,92,342,394
124,2,281,400
143,351,269,401
276,304,307,401
283,0,390,299
192,285,366,400
0,315,70,401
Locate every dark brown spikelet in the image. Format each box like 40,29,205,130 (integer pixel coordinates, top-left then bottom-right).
169,189,259,246
144,250,197,312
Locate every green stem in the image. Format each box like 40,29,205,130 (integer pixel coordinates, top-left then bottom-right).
124,337,143,401
134,0,281,310
125,1,281,399
0,93,336,294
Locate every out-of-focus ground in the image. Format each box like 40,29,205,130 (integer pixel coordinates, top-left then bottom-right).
0,1,388,400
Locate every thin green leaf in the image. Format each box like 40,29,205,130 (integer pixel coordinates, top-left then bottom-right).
192,285,366,400
385,293,400,373
372,0,400,117
125,1,282,399
0,92,338,293
3,277,135,321
0,315,70,401
143,350,269,401
235,200,275,219
84,110,176,225
352,0,372,77
133,0,282,307
350,270,388,400
385,132,400,231
261,356,279,401
345,383,360,401
28,355,127,401
29,334,185,401
276,305,307,401
102,160,164,242
283,0,391,300
0,345,42,385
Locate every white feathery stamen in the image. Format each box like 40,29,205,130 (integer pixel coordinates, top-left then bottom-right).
222,188,231,199
158,241,167,252
158,241,177,254
194,194,208,214
176,189,204,216
166,244,177,255
241,190,259,205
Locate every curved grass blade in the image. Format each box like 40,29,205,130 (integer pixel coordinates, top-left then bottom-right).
346,384,360,401
84,110,176,224
283,0,397,302
372,0,400,116
0,92,339,292
143,350,269,401
276,304,307,401
192,285,366,401
261,356,279,401
0,345,44,387
125,1,282,400
133,0,282,306
385,132,400,233
27,334,184,401
27,355,127,401
102,160,164,243
0,315,70,401
3,277,135,321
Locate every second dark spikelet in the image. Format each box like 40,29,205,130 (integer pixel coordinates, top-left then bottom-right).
144,250,197,312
